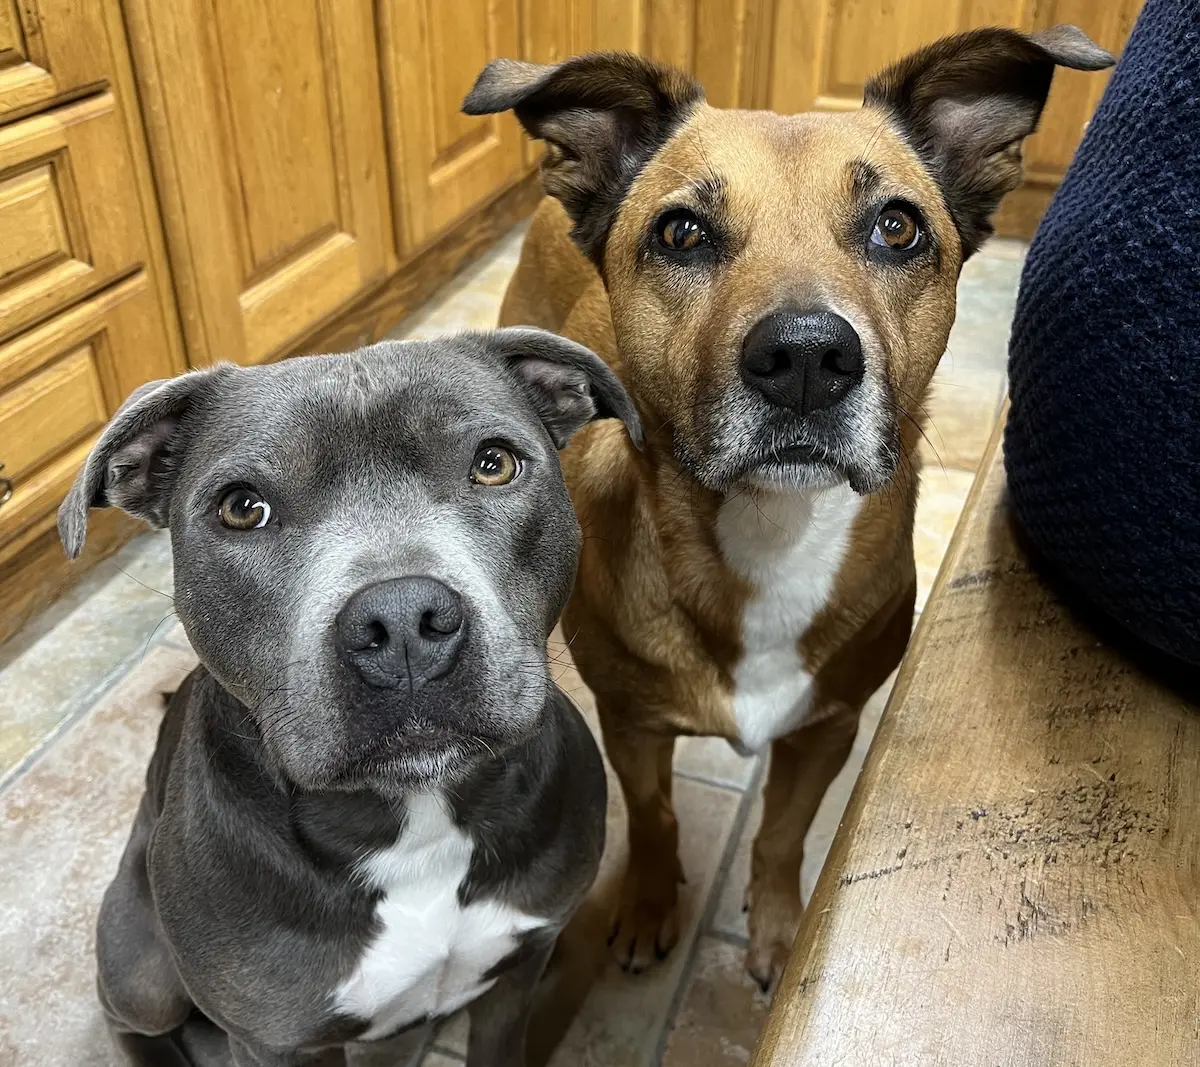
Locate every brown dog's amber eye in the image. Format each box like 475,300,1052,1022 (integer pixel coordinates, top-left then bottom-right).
871,206,921,251
657,211,706,251
218,489,272,530
471,445,519,487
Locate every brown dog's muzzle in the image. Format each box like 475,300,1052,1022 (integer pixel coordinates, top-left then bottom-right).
740,310,865,417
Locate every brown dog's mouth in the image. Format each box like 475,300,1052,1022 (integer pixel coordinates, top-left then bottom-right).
761,443,831,467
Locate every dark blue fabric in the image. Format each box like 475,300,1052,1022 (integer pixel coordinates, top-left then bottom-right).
1004,0,1200,669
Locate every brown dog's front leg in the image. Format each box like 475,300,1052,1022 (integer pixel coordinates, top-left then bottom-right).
599,707,684,973
746,708,858,993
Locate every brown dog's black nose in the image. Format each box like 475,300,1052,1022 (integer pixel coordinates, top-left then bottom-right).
337,577,466,690
740,311,864,415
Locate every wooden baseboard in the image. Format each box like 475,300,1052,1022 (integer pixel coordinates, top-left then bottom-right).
296,172,543,357
0,173,543,649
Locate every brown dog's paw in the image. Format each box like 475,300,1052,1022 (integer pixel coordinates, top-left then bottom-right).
746,885,803,994
607,864,683,973
745,936,792,995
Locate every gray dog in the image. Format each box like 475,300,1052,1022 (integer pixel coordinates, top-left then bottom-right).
58,329,642,1067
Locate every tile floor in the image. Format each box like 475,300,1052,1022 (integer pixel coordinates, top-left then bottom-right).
0,224,1023,1066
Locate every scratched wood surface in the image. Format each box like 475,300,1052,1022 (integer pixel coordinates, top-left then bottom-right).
754,414,1200,1067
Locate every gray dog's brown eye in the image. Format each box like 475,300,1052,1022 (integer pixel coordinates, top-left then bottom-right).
657,210,706,251
872,205,921,251
219,489,272,530
471,445,519,487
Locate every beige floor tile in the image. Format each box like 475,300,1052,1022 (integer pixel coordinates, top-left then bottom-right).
674,736,758,791
710,671,897,943
914,467,977,611
539,777,740,1067
420,1052,463,1067
659,937,771,1067
918,365,1006,473
0,530,176,786
946,254,1023,374
0,643,198,1067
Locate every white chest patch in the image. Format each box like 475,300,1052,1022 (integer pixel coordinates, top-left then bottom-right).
716,484,862,752
334,792,547,1041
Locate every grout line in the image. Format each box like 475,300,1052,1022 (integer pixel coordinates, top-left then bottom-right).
706,927,751,950
651,757,768,1067
429,1044,467,1063
671,768,752,795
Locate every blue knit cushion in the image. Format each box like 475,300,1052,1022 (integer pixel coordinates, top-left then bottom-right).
1005,0,1200,668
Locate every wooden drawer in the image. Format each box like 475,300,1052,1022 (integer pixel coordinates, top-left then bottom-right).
0,345,105,483
0,91,152,345
0,272,173,554
0,0,121,125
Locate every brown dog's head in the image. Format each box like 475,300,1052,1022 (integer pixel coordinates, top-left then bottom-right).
465,28,1112,494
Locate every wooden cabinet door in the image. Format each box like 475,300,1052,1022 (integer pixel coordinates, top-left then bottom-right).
993,0,1143,236
546,0,772,110
123,0,395,367
380,0,525,253
768,0,1143,238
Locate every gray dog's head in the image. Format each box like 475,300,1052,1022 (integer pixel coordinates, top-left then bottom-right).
59,329,641,793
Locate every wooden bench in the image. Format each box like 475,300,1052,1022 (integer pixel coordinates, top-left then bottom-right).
754,413,1200,1066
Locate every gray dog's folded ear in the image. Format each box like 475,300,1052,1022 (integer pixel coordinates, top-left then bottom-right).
865,25,1114,257
58,366,229,559
487,328,643,451
463,53,703,267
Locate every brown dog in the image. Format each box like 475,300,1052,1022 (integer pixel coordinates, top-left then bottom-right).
464,26,1113,990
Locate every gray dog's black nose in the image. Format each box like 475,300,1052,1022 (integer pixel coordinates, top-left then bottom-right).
337,577,466,690
740,310,865,415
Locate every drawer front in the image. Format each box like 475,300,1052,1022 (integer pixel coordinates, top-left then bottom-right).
0,92,148,344
0,0,116,124
0,346,105,483
0,272,173,554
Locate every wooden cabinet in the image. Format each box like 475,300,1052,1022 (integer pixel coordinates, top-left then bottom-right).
528,0,773,108
0,0,118,123
0,95,158,344
0,0,1146,640
769,0,1144,237
379,0,526,252
122,0,395,368
0,0,180,575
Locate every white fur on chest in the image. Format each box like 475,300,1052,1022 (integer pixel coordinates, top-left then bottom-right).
716,484,862,752
334,792,546,1041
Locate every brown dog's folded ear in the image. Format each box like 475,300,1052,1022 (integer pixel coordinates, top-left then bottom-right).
58,366,231,559
463,53,703,267
865,25,1114,257
486,327,643,450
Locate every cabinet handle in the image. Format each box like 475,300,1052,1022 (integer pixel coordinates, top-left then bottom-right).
0,464,12,506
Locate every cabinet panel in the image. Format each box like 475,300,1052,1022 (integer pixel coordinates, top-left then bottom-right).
524,0,768,116
768,0,1143,238
0,0,122,123
0,94,152,345
0,346,105,485
0,272,176,551
124,0,394,367
381,0,524,250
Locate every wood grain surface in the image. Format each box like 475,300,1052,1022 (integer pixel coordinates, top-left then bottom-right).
754,413,1200,1066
